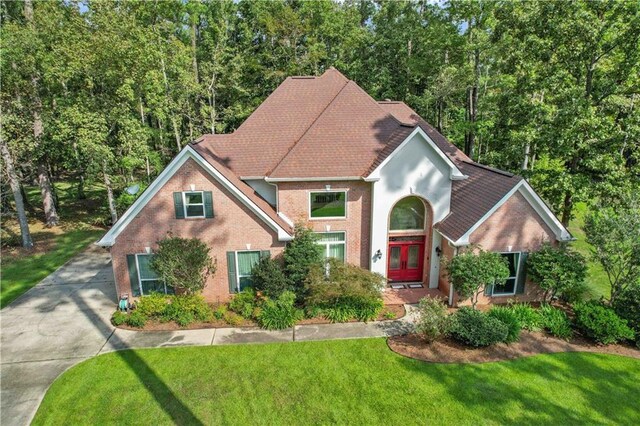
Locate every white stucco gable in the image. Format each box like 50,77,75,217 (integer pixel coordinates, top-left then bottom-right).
366,128,464,288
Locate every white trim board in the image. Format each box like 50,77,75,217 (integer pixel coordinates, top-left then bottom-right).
366,127,466,181
97,146,293,247
450,180,572,246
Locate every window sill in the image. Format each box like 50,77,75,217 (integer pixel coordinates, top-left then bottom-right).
309,217,347,221
491,293,516,297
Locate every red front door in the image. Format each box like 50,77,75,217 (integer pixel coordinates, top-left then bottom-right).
387,238,425,282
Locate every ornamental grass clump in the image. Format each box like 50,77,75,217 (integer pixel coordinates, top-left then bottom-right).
539,304,573,340
257,291,302,330
508,303,543,331
488,306,521,343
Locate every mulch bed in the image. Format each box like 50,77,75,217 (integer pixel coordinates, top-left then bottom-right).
388,331,640,363
117,304,406,331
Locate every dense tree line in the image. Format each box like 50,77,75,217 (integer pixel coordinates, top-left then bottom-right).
1,0,639,248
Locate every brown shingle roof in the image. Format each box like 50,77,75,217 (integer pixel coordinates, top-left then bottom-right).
192,68,526,240
435,161,523,242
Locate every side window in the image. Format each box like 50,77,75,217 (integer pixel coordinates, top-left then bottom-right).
315,232,346,262
492,252,520,296
173,191,213,219
309,191,346,219
236,251,261,292
136,254,173,295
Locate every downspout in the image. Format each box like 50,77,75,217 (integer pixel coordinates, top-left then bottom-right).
448,244,458,306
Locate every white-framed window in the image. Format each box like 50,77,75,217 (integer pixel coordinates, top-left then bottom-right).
183,191,205,218
315,232,346,262
492,252,521,296
235,250,261,292
135,254,173,295
309,191,347,219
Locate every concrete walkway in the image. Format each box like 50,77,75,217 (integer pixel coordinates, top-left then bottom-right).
0,246,416,426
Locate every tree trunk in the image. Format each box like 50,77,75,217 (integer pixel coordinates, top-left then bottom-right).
1,139,33,249
37,162,58,227
171,116,182,152
103,161,118,225
522,141,530,170
208,71,216,134
191,20,199,84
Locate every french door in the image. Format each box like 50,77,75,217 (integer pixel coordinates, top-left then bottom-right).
387,237,425,282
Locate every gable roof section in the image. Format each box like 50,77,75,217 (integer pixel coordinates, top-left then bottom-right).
96,146,294,247
435,161,572,245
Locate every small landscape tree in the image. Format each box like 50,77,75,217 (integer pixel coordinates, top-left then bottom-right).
283,223,324,295
446,247,510,308
584,202,640,304
151,234,216,294
251,255,291,298
527,243,587,303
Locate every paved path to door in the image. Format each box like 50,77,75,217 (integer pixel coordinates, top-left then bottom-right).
1,246,416,426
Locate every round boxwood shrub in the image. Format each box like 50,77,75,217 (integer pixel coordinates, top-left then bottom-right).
450,307,509,347
488,306,521,343
573,301,635,345
126,310,147,328
228,289,258,319
111,311,127,326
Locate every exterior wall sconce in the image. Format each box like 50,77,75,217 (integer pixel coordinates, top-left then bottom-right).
190,184,195,191
375,249,382,260
246,243,252,250
325,224,331,232
435,246,442,257
145,246,152,254
325,184,331,191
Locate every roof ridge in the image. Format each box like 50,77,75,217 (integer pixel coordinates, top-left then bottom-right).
462,160,518,178
266,77,351,177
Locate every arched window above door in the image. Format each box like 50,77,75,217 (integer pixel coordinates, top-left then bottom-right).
390,196,426,231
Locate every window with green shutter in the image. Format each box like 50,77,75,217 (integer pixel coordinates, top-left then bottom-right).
134,254,173,296
174,191,214,219
236,251,261,291
492,252,521,296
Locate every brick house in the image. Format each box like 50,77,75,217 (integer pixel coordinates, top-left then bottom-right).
97,68,571,306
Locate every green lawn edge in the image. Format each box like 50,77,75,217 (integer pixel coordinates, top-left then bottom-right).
33,338,640,425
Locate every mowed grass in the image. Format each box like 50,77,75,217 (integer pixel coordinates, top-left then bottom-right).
567,202,610,300
1,181,107,307
33,339,640,425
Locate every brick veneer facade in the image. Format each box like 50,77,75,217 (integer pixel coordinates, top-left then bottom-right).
439,191,556,306
111,159,285,303
276,181,372,268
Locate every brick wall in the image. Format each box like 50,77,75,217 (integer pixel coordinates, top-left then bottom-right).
276,181,372,268
111,159,285,303
457,191,555,306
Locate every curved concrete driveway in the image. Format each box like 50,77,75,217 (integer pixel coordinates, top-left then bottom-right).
1,246,415,426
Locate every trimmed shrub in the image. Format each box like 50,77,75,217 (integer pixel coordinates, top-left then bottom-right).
450,307,509,347
415,296,450,343
383,310,396,320
573,301,635,345
163,294,213,325
228,289,257,319
539,304,573,340
223,311,242,326
613,284,640,344
508,303,543,331
112,311,127,326
251,256,291,298
283,224,324,295
257,291,302,330
305,259,384,323
126,311,147,328
136,293,170,317
151,234,216,294
213,304,227,320
527,243,587,303
488,306,521,343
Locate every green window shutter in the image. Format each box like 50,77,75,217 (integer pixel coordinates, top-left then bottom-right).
227,251,237,294
126,254,140,297
204,191,214,218
516,252,528,294
173,192,185,219
260,250,270,259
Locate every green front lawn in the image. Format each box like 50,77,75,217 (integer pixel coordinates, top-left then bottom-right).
33,339,640,425
568,202,610,300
